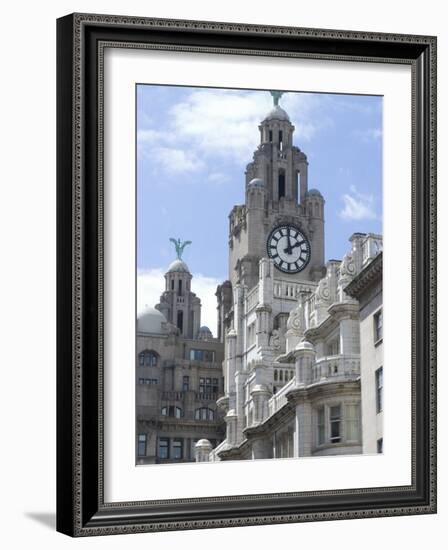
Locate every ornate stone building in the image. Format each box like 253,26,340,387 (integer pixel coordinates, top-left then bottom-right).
136,255,225,464
345,250,383,454
201,93,383,462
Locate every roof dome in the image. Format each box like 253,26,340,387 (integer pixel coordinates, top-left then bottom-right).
306,188,323,198
195,438,212,448
137,306,167,334
295,340,315,352
167,259,190,273
263,105,290,122
248,177,265,189
197,326,213,340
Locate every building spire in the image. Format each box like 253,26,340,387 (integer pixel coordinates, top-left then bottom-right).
270,90,285,107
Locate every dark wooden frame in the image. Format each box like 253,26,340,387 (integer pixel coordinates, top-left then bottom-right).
57,13,437,537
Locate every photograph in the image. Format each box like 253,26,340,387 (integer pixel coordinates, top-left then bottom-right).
135,85,384,465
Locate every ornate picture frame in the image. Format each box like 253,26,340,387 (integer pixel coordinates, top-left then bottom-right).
56,13,437,536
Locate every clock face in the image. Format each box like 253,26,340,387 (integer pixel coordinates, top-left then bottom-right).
267,225,311,273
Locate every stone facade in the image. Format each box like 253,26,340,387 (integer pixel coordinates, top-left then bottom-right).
200,97,383,462
136,260,225,464
345,250,383,454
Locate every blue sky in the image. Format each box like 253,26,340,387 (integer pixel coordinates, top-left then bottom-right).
136,85,382,334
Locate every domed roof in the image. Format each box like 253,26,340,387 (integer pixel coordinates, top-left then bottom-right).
167,259,190,273
197,325,213,340
263,105,290,122
295,340,315,352
137,306,167,334
248,177,265,189
195,438,212,449
306,188,323,197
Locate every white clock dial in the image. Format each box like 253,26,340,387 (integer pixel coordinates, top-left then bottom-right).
267,225,311,273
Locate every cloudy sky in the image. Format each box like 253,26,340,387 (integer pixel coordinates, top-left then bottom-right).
137,85,383,335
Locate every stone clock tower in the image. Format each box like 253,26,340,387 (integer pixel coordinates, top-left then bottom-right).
228,92,326,290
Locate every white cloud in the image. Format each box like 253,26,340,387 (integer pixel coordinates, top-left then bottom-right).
137,268,221,337
207,172,230,185
153,146,205,174
137,89,329,177
340,186,376,221
353,127,382,143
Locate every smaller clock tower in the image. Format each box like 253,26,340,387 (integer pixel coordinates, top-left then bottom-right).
228,92,325,290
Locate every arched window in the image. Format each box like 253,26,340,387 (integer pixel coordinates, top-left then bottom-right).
195,407,215,421
161,406,183,418
285,371,289,382
138,350,159,367
279,370,284,382
274,370,278,382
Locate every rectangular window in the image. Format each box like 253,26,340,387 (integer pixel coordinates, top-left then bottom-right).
327,338,340,356
158,437,169,459
138,354,145,366
345,403,360,441
329,405,342,443
374,309,383,342
137,434,147,457
247,322,256,347
189,349,215,362
377,438,383,454
199,378,216,396
269,129,273,142
172,439,183,460
182,375,189,391
317,407,325,445
376,367,383,413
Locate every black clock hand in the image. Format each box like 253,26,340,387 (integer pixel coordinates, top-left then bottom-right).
283,228,294,254
284,240,305,254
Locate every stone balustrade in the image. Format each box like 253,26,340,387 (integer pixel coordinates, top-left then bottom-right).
312,354,360,382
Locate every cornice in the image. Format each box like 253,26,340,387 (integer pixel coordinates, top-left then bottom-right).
344,253,383,299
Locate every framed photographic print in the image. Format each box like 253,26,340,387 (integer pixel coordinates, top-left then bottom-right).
56,13,437,536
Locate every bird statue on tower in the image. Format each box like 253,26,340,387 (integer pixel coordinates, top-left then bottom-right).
169,237,192,260
270,90,285,106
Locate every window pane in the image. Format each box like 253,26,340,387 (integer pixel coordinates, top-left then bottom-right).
376,367,383,413
377,438,383,454
330,405,341,442
158,438,169,459
374,310,383,341
345,404,360,441
137,434,147,457
172,439,183,459
317,407,325,445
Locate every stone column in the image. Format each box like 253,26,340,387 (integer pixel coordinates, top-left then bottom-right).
195,439,212,462
224,409,238,446
251,436,273,460
250,384,271,425
294,340,316,387
294,402,313,457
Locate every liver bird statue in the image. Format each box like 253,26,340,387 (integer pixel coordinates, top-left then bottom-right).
169,237,192,260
